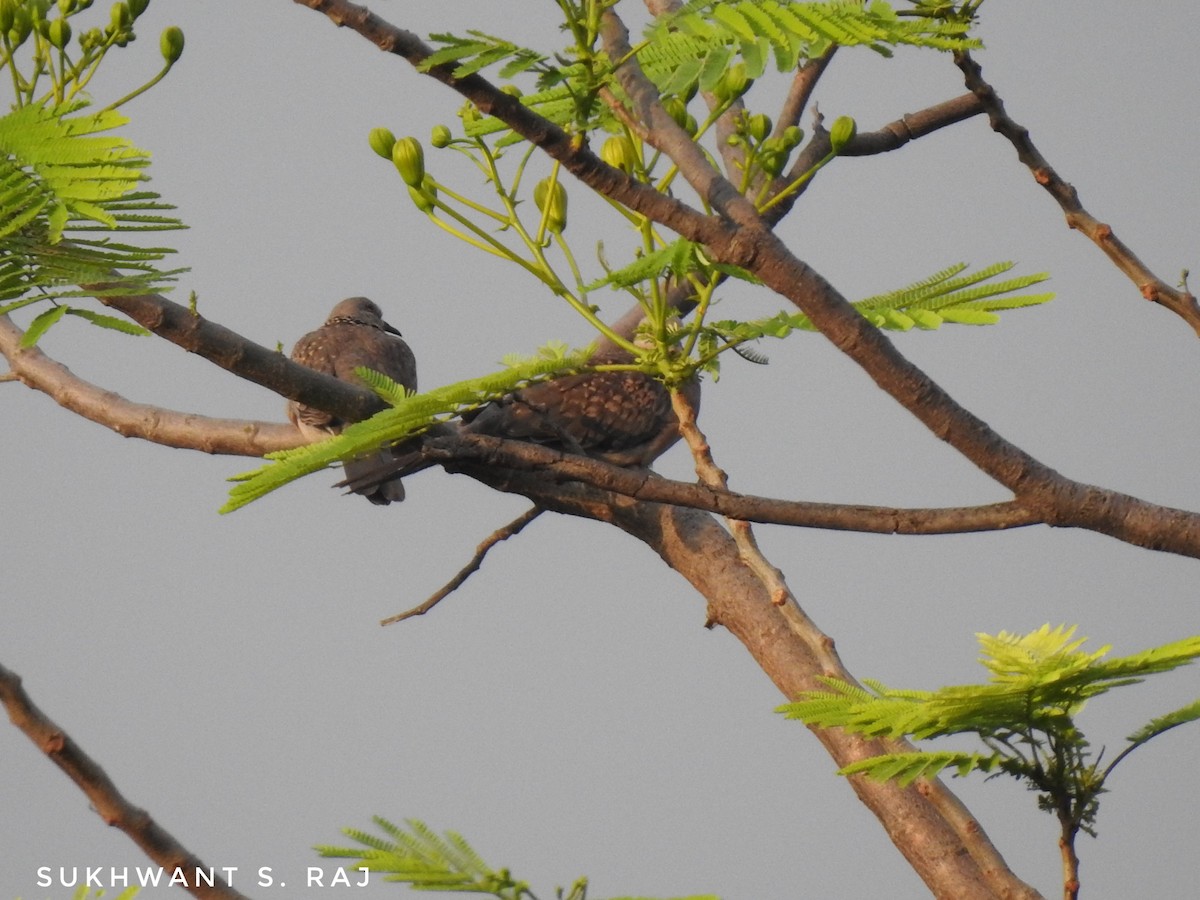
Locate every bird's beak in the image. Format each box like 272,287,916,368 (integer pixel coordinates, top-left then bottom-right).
383,321,403,337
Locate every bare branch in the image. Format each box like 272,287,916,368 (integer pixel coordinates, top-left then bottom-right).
429,429,1041,535
955,51,1200,336
421,431,1200,560
766,91,986,220
1,316,299,456
0,662,253,900
94,290,390,424
380,506,543,626
775,47,837,137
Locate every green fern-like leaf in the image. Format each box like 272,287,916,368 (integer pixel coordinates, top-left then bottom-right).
705,262,1051,360
421,31,549,80
584,238,760,292
0,98,186,339
317,817,531,896
640,0,981,96
221,345,597,513
1125,698,1200,748
783,625,1200,750
838,749,1005,786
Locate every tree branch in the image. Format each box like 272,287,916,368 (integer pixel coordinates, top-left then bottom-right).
0,315,299,456
379,506,543,626
450,467,1042,900
421,431,1200,559
421,430,1041,535
93,290,390,424
954,51,1200,336
0,662,253,900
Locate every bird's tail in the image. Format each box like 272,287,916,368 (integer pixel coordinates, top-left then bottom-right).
336,429,449,504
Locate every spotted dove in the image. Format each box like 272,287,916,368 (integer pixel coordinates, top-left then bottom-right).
340,340,699,499
288,297,417,504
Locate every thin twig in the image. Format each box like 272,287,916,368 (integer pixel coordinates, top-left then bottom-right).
380,506,543,626
670,389,841,667
955,50,1200,336
0,662,252,900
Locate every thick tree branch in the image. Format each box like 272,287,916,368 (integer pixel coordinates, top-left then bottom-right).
417,431,1200,558
0,316,299,456
589,11,1200,554
954,51,1200,336
452,468,1041,900
92,290,390,424
0,662,252,900
432,431,1040,535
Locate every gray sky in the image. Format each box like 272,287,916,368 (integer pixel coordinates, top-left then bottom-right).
3,2,1199,899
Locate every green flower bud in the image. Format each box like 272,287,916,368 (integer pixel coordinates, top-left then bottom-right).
781,125,803,149
746,113,771,143
533,177,567,234
126,0,147,18
759,148,787,178
57,0,76,15
600,134,637,173
78,25,101,50
662,97,689,130
46,16,69,48
829,115,857,154
8,7,31,46
367,127,397,161
391,136,425,187
715,63,750,103
159,25,183,63
430,124,452,148
109,1,129,30
408,176,437,213
77,0,92,8
0,0,15,33
457,101,479,126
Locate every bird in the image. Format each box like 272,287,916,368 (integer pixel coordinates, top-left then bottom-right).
339,339,699,499
288,297,417,505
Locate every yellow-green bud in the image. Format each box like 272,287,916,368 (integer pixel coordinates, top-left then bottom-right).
662,97,689,131
367,127,397,161
408,177,437,214
46,16,69,48
759,147,787,177
829,115,857,154
780,125,803,149
0,0,15,32
57,0,76,15
109,1,129,30
746,113,771,143
126,0,147,18
8,7,31,45
391,136,425,187
715,63,750,102
159,25,183,63
430,124,452,148
600,135,637,173
533,177,567,234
